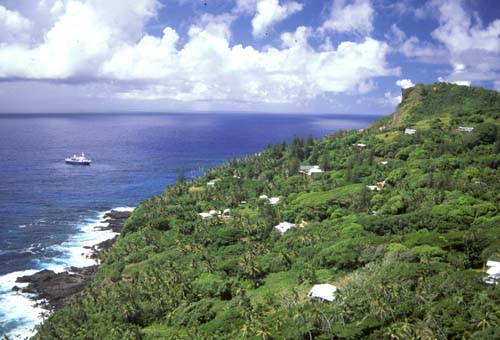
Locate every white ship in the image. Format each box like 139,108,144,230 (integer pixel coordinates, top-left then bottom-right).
65,152,91,165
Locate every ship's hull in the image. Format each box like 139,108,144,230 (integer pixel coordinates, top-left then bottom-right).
65,160,91,165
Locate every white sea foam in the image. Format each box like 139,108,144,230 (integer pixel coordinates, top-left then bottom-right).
1,206,135,339
109,206,135,212
0,270,47,339
44,218,118,272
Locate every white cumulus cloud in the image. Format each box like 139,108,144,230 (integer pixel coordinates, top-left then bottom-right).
101,27,180,80
396,0,500,89
400,36,447,63
0,0,159,79
385,24,406,44
451,80,471,86
0,0,397,108
101,21,397,103
396,79,414,89
437,76,471,86
0,5,33,43
381,91,402,106
321,0,374,35
105,23,396,102
238,0,303,38
425,0,500,84
432,0,500,55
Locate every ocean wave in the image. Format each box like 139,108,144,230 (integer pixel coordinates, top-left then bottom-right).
0,206,134,339
108,206,135,213
0,243,41,257
0,269,46,340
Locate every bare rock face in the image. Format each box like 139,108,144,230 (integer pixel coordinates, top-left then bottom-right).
16,267,98,310
13,209,132,310
17,269,57,284
100,210,131,232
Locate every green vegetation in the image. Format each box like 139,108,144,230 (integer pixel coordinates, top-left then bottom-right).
389,82,500,127
32,83,500,339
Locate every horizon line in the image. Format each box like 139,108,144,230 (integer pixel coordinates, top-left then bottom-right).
0,111,386,116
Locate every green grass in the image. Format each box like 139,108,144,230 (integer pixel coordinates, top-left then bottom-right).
291,184,363,206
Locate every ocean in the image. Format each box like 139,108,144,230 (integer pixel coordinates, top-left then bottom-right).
0,112,379,338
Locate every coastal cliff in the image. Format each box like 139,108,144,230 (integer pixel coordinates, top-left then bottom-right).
31,83,500,340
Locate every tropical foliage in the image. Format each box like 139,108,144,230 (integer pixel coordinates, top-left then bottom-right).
31,83,500,339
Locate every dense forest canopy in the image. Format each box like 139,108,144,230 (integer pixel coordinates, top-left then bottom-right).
31,83,500,339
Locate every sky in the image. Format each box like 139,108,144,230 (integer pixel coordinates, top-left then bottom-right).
0,0,499,114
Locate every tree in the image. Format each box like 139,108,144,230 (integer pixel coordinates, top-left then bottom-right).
465,123,499,147
320,151,330,171
353,185,370,213
289,136,305,159
305,134,315,158
287,157,301,177
177,167,186,183
476,123,498,144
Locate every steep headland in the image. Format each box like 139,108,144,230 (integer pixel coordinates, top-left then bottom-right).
387,82,500,127
31,83,500,340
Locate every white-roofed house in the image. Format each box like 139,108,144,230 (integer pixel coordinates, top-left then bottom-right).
274,222,296,234
485,260,500,285
198,212,213,220
299,165,323,176
259,196,281,205
299,165,314,174
198,210,221,220
405,128,417,135
308,167,324,176
269,197,280,205
459,126,474,132
308,284,338,302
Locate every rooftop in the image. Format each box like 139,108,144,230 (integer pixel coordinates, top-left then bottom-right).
308,284,338,302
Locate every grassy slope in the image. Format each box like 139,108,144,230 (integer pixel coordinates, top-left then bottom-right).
32,83,500,340
388,82,500,127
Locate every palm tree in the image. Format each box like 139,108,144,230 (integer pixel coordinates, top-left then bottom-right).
239,252,263,286
279,250,292,269
256,327,272,340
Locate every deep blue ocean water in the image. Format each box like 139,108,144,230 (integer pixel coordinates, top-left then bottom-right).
0,113,379,338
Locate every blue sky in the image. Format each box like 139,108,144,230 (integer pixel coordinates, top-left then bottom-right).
0,0,498,114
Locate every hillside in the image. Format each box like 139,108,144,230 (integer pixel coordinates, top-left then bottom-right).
31,83,500,340
387,82,500,127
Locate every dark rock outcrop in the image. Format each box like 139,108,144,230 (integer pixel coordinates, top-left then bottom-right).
16,266,98,310
99,210,132,233
13,209,132,310
86,210,131,259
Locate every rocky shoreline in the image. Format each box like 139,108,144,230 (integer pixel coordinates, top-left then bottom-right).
12,209,132,311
